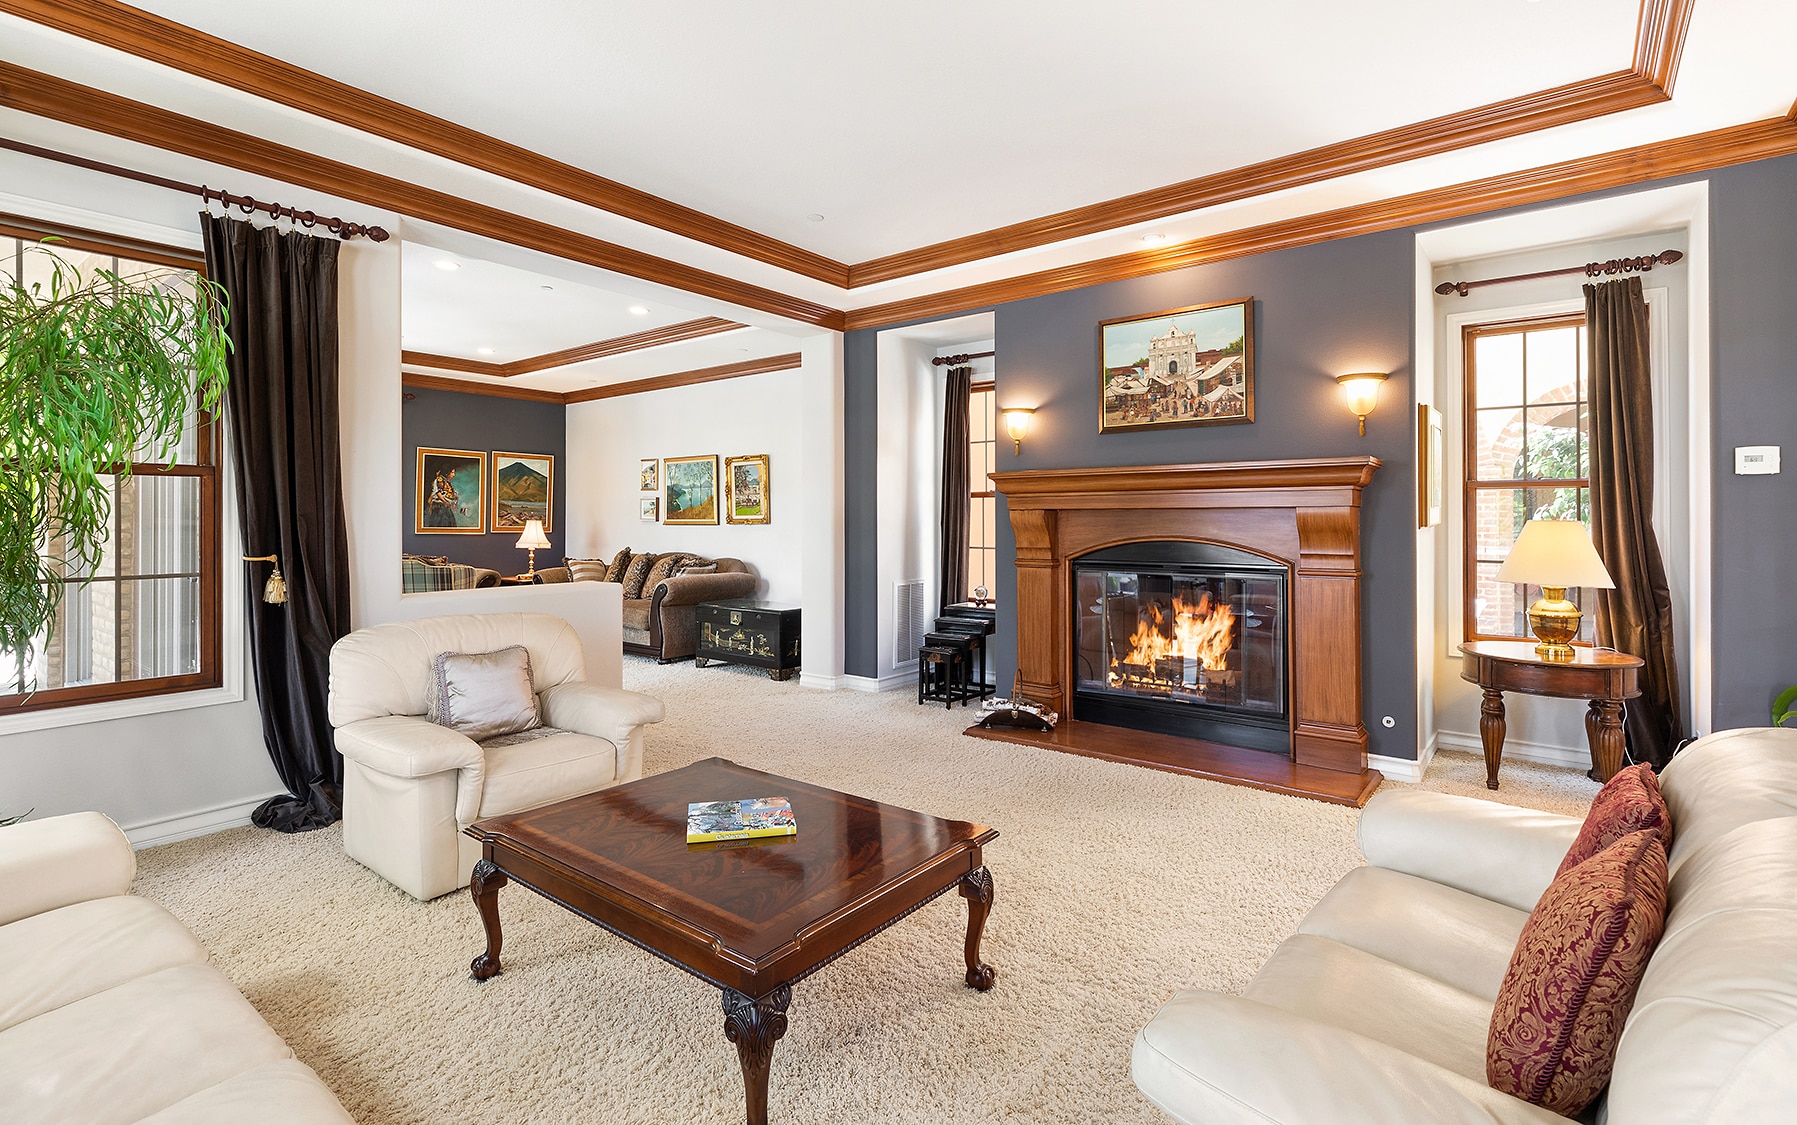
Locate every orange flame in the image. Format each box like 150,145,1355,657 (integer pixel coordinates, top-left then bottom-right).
1108,591,1235,681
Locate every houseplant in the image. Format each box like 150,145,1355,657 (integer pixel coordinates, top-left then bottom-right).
1776,686,1797,727
0,241,229,690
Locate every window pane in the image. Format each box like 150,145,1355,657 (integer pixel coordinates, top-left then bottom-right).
123,577,202,680
124,474,201,576
130,398,204,465
1525,326,1580,406
1474,408,1525,480
52,478,121,579
1520,406,1582,482
43,579,119,689
1473,333,1524,407
1472,560,1525,638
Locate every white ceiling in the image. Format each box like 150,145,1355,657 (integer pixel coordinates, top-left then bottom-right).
128,0,1640,262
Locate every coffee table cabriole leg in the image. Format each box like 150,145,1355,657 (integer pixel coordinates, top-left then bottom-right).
959,866,997,991
722,984,792,1125
468,859,508,981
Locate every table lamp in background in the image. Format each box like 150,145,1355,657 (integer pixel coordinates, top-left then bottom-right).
514,519,550,579
1495,519,1614,661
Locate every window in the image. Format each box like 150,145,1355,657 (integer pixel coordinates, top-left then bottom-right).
1463,315,1592,644
1,227,222,712
968,382,997,599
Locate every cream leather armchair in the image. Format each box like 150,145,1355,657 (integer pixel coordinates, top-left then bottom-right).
1133,726,1797,1124
328,612,665,900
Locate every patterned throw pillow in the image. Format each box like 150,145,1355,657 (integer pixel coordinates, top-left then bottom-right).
678,562,718,576
1554,764,1671,878
644,552,702,593
1487,828,1669,1115
619,553,659,599
564,557,609,582
603,547,634,583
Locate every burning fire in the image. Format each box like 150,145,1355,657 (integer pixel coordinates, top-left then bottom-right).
1108,591,1236,684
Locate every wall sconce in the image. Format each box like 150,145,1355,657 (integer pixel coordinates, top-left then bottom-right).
514,519,551,578
1001,408,1035,454
1336,372,1388,436
242,554,287,604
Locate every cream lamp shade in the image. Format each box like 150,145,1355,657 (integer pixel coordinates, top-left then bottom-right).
1335,373,1387,435
1001,407,1035,454
513,520,551,551
1495,519,1613,660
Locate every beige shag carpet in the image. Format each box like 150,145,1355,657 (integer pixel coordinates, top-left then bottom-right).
136,661,1597,1124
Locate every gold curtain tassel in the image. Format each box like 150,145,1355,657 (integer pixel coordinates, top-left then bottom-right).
243,554,288,605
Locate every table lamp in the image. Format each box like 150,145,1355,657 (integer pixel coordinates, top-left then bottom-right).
514,519,550,578
1495,519,1614,661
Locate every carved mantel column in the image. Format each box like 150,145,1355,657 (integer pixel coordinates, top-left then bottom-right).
991,457,1381,777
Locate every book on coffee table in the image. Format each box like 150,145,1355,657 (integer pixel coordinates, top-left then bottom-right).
687,797,797,843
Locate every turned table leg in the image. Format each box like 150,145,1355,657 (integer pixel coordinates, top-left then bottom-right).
1479,687,1507,790
959,866,997,991
723,985,792,1125
469,859,508,981
1588,699,1626,783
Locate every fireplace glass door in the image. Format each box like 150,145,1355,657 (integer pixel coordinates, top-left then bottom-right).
1073,542,1288,751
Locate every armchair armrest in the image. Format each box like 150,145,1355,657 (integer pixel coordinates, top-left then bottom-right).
534,566,572,584
1133,990,1568,1125
1357,789,1581,913
0,812,135,927
336,716,486,825
539,682,666,782
652,571,758,608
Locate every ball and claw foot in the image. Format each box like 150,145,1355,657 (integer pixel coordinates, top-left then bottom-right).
959,866,997,991
468,858,508,982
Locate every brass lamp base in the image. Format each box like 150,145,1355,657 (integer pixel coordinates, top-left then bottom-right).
1527,586,1581,661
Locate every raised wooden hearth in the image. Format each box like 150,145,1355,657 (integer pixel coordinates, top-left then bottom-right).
966,720,1382,807
984,457,1385,806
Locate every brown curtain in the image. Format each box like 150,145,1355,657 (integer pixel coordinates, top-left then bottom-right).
1585,276,1683,769
203,215,352,831
938,365,972,610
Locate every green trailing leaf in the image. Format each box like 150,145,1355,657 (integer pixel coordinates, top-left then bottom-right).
0,241,229,688
1775,685,1797,727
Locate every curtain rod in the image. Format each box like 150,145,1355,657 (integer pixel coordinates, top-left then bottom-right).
0,136,391,242
931,351,996,366
1435,250,1682,297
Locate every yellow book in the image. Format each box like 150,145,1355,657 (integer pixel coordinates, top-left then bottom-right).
686,797,797,843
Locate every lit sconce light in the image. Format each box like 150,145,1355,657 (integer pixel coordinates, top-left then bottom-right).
1001,408,1035,454
514,519,551,578
1336,372,1389,436
242,554,287,604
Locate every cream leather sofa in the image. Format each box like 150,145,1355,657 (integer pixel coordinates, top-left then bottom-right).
0,812,352,1124
1133,726,1797,1124
330,612,665,900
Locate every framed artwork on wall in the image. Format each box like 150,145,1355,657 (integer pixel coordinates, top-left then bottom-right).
415,447,486,533
639,458,658,491
725,454,771,524
491,451,554,532
1418,404,1444,529
663,454,719,525
641,497,659,522
1098,296,1254,433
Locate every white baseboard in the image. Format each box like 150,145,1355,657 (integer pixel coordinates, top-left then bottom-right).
841,671,915,693
1370,730,1437,783
123,795,278,849
1437,730,1591,771
798,672,843,690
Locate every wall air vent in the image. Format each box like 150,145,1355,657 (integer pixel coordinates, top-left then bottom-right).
893,579,926,667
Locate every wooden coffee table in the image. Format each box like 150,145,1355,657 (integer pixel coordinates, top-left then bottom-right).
463,757,998,1125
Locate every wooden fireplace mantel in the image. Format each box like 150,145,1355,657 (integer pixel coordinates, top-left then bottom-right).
988,457,1383,801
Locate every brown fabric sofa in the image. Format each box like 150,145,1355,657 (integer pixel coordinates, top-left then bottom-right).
535,555,757,661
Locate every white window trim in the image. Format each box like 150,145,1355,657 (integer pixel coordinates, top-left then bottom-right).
0,431,247,736
1441,290,1669,659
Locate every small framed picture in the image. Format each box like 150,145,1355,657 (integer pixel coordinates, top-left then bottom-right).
664,454,719,525
640,497,659,522
1418,404,1444,528
1099,297,1254,433
639,458,658,492
725,454,770,524
415,447,485,533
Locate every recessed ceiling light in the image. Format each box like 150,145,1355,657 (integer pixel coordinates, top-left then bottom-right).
477,347,495,356
806,214,825,222
433,259,460,271
628,305,649,315
1141,233,1169,246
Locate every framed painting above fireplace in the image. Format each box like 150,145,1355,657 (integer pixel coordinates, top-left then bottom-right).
1099,297,1254,433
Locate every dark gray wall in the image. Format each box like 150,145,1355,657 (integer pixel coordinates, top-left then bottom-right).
401,386,567,574
1708,154,1797,728
844,328,880,678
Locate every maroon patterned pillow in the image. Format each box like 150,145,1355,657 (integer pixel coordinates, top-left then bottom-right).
1488,828,1669,1115
1555,764,1671,879
619,553,659,599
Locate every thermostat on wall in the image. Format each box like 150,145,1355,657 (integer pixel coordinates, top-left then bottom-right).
1734,446,1781,475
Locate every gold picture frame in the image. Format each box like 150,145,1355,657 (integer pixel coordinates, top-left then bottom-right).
415,447,485,533
639,458,658,491
725,454,771,524
663,454,719,525
1418,404,1444,528
490,451,554,533
1099,296,1254,433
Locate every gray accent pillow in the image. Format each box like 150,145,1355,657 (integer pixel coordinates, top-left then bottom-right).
425,645,541,742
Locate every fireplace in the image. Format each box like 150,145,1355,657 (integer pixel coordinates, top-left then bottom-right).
1073,542,1289,752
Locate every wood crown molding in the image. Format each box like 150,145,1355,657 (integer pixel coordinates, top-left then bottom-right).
5,0,1692,293
0,62,846,330
562,352,802,404
400,317,743,378
402,371,564,403
0,0,849,288
843,114,1797,332
846,0,1693,286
